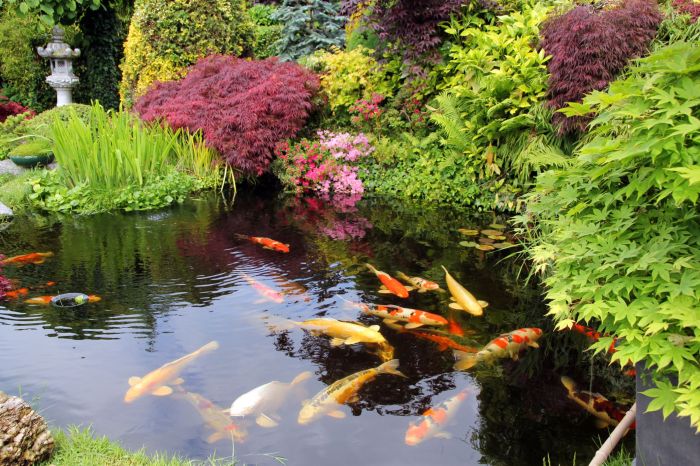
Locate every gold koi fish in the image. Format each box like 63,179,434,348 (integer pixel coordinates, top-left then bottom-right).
297,359,406,425
124,341,219,403
175,388,248,443
405,388,470,445
441,266,487,316
453,328,542,371
396,271,441,293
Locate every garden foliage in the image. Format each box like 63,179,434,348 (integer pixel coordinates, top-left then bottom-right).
135,55,320,177
523,42,700,430
120,0,254,107
249,3,282,59
272,0,345,61
0,0,101,24
673,0,700,23
0,95,32,123
540,0,662,134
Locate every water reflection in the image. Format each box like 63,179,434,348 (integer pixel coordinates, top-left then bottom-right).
0,192,634,465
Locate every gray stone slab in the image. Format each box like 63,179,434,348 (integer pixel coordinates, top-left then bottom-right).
0,202,12,217
0,159,25,176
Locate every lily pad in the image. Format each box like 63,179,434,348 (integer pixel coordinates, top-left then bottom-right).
458,228,479,236
475,244,495,251
481,229,504,236
493,242,516,249
459,241,478,248
487,235,507,240
479,237,495,244
488,223,506,230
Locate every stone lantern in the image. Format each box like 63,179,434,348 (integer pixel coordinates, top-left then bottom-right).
37,26,81,107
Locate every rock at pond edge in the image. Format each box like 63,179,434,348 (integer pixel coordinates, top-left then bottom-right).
0,202,12,218
0,391,54,466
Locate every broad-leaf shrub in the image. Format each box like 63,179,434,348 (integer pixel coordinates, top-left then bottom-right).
523,42,700,430
120,0,254,107
249,4,282,59
0,95,33,123
540,0,661,134
272,0,345,61
135,55,320,176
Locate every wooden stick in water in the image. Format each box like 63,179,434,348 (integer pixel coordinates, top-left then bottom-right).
588,402,637,466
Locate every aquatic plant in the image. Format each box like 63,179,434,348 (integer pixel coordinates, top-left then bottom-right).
135,55,319,177
522,41,700,431
272,0,346,61
540,0,662,134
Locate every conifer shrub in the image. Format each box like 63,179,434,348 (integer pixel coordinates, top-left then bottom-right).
272,0,346,61
135,55,320,176
540,0,662,134
119,0,254,107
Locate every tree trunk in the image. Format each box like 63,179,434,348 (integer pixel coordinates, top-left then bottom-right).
0,391,54,466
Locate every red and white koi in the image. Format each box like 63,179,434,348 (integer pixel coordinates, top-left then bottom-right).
405,389,470,445
396,271,441,293
359,303,447,329
241,273,284,304
366,263,411,298
236,234,289,253
453,327,543,371
560,376,634,430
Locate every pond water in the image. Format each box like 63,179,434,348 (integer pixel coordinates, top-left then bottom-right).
0,191,634,465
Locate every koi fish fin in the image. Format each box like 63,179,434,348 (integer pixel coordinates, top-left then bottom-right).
378,289,393,294
448,302,464,311
395,271,410,282
344,336,363,345
418,289,428,293
172,378,185,385
330,338,345,347
206,432,225,444
256,413,279,428
594,419,610,429
527,341,540,348
382,318,399,325
346,394,360,404
378,359,407,378
512,353,519,361
368,325,381,332
128,376,142,386
328,409,346,419
152,386,173,396
291,370,313,386
453,351,478,371
478,300,489,308
405,286,415,292
404,323,424,329
437,343,449,351
434,432,452,440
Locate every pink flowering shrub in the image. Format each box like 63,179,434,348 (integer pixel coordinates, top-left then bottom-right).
272,130,374,196
279,195,373,242
349,93,384,132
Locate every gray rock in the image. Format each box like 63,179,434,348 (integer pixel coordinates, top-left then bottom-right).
0,391,54,466
0,159,24,176
0,203,11,218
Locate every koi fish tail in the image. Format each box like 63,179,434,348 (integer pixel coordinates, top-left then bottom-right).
560,376,576,394
378,359,407,378
199,341,220,354
395,271,411,282
264,315,299,332
365,263,379,275
453,351,478,371
234,234,250,241
291,370,313,386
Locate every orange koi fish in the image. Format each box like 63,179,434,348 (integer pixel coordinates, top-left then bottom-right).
384,320,476,353
174,387,248,443
405,389,470,445
124,341,219,403
446,311,465,337
560,376,634,430
236,234,289,253
4,288,29,300
396,272,441,293
566,322,618,354
454,327,543,371
241,273,284,304
0,252,54,266
359,303,447,329
366,263,410,298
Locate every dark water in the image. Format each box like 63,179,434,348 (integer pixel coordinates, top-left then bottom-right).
0,192,634,465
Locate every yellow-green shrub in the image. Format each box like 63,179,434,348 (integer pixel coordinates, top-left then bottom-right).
316,46,397,114
119,0,254,107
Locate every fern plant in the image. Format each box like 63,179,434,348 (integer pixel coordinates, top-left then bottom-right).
272,0,346,61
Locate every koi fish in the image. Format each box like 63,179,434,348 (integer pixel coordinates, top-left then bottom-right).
241,273,284,304
24,294,101,305
236,234,289,253
405,389,470,445
453,328,543,371
270,273,312,302
0,252,54,266
359,303,448,329
560,376,634,430
4,288,29,300
230,370,313,428
384,320,477,353
124,341,219,403
366,263,411,298
297,359,406,425
396,272,441,293
566,322,618,354
441,266,487,316
446,312,465,337
175,388,247,443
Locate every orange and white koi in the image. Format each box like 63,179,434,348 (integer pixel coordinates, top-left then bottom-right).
298,359,406,425
453,327,543,371
560,376,634,430
441,266,487,316
405,389,470,445
396,271,441,293
366,263,411,298
124,341,219,403
236,234,289,253
359,303,447,329
384,320,477,353
4,288,29,300
175,387,248,443
241,273,284,304
0,252,54,266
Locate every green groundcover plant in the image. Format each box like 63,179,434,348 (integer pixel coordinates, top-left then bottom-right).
522,41,700,430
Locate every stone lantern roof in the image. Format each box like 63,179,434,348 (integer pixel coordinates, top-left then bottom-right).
37,26,81,59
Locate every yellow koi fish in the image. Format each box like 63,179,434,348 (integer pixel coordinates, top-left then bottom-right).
175,388,248,443
441,266,487,316
396,271,441,293
453,328,542,371
297,359,406,425
124,341,219,403
405,388,470,445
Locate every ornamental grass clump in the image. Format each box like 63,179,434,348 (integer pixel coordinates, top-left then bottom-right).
135,55,320,177
540,0,662,134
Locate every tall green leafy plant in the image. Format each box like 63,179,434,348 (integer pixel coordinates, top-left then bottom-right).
522,41,700,430
272,0,345,61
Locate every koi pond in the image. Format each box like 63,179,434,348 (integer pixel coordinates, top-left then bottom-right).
0,192,634,465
